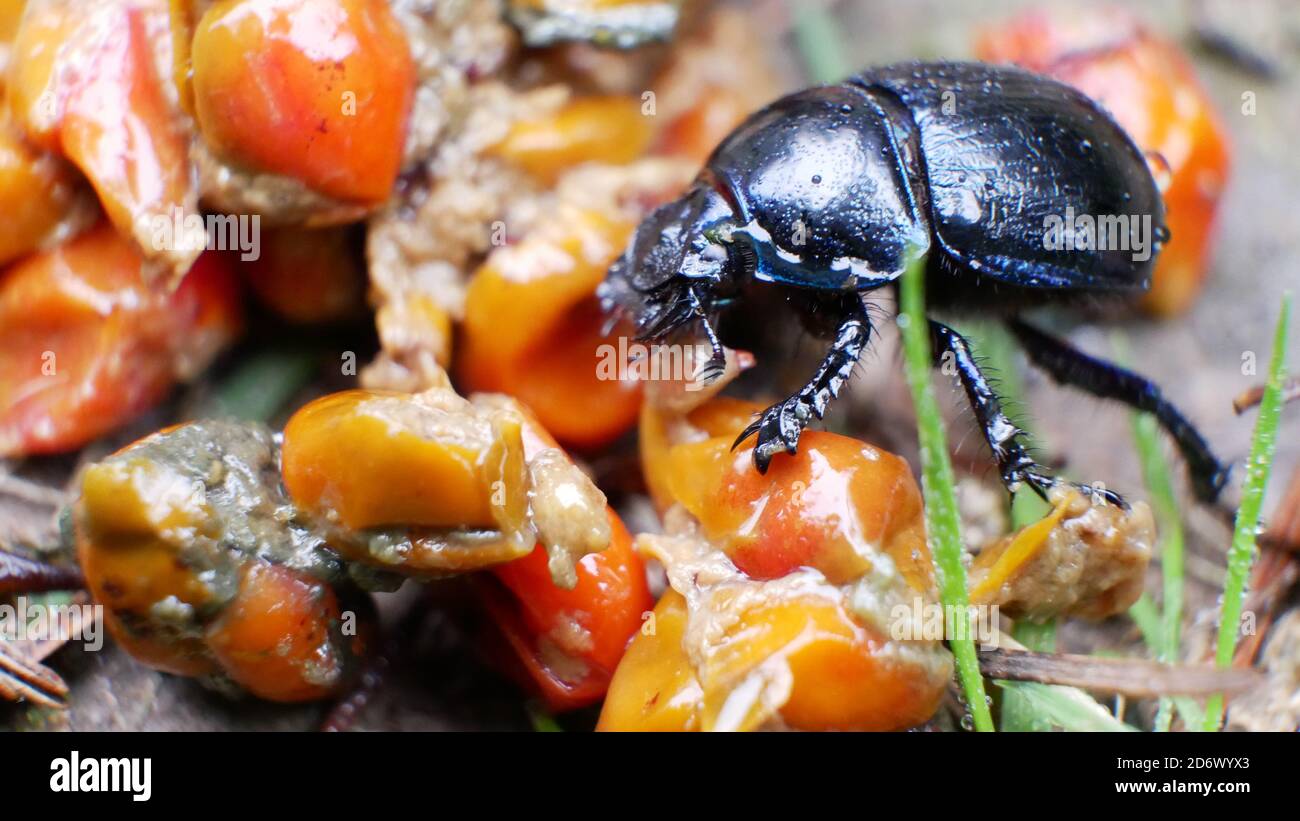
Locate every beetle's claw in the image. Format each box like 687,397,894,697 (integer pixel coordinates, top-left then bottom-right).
694,352,727,385
697,366,725,386
733,417,762,451
1016,469,1056,503
0,551,84,597
1003,465,1054,502
1081,482,1129,510
734,396,809,474
1006,465,1129,510
1059,477,1129,509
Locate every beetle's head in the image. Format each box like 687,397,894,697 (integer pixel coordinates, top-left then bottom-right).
599,183,739,340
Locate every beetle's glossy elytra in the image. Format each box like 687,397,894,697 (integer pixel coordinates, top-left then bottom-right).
601,60,1228,504
708,83,929,291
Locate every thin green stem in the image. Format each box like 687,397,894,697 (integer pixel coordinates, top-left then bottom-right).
899,253,993,732
1204,294,1291,731
526,702,563,733
963,323,1056,730
1129,593,1162,651
1130,594,1203,729
1114,332,1186,731
206,349,317,423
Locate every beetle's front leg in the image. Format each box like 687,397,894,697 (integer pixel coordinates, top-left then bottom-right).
929,320,1125,506
734,300,872,473
686,286,728,384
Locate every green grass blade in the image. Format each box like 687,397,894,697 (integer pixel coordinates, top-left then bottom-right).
1129,593,1162,650
999,619,1058,731
206,349,317,423
1204,294,1291,731
960,323,1056,730
1011,620,1057,653
898,253,994,732
1130,594,1203,729
994,681,1138,732
1113,332,1187,731
792,3,851,83
526,702,563,733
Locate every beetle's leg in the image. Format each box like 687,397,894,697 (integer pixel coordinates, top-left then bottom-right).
636,289,695,340
686,286,727,384
1007,319,1230,503
734,298,872,473
927,320,1070,502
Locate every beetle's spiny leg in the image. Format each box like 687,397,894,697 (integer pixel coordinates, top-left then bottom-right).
927,320,1108,504
735,301,873,473
1007,319,1230,503
803,315,872,419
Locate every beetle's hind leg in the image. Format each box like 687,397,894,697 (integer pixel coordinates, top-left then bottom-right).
928,320,1124,506
1007,319,1230,503
734,297,872,473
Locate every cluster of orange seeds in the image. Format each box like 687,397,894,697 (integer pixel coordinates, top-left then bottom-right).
0,3,1200,729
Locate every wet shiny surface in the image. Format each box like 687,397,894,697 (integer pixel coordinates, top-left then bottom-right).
75,418,372,699
191,0,414,203
622,390,951,731
856,61,1165,295
8,0,200,278
0,224,241,456
710,84,927,289
976,11,1231,316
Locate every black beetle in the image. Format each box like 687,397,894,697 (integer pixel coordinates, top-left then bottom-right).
600,61,1229,504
